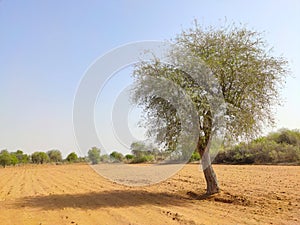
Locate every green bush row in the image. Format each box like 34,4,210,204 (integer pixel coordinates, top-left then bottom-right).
214,129,300,164
0,150,83,168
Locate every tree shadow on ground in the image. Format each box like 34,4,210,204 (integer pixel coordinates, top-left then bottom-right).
187,190,251,206
14,190,193,210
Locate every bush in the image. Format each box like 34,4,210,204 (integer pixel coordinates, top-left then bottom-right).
10,153,19,166
189,151,200,162
31,152,49,164
13,150,29,164
131,155,154,163
47,150,63,163
125,154,134,160
88,147,101,165
274,129,300,145
99,154,110,162
214,129,300,164
0,150,11,168
110,151,124,162
66,152,78,162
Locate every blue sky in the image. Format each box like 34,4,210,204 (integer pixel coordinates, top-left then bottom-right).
0,0,299,156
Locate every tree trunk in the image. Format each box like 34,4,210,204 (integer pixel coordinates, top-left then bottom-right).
200,149,220,195
197,109,219,194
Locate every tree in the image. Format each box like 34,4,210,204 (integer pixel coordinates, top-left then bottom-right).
100,154,110,162
47,149,63,163
14,150,29,164
130,141,147,158
66,152,78,162
39,152,49,164
31,152,49,164
10,153,19,166
132,21,288,194
125,154,134,160
273,129,300,146
110,151,124,162
88,147,101,165
0,150,11,168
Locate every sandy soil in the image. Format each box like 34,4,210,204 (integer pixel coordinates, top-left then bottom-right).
0,163,299,225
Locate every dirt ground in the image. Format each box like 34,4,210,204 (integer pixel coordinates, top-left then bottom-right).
0,163,299,225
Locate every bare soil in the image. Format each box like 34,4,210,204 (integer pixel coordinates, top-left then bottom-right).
0,164,299,225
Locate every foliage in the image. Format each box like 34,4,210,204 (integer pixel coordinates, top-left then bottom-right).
130,141,148,157
214,129,300,164
77,156,87,162
110,151,124,162
88,147,101,165
131,21,289,194
66,152,78,162
31,152,49,164
10,153,18,166
131,21,289,154
131,155,154,164
269,128,300,145
0,150,11,168
99,154,110,162
14,150,29,163
129,141,157,163
47,150,63,162
125,154,134,160
189,151,201,162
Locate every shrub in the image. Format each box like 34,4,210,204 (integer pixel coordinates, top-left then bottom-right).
31,152,49,164
0,150,11,168
14,150,29,164
110,151,124,162
214,129,300,164
66,152,78,162
88,147,101,165
99,154,110,162
10,153,19,166
125,154,134,160
131,155,154,163
189,151,200,162
47,150,63,162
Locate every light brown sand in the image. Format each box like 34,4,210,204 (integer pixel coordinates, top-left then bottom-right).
0,164,299,224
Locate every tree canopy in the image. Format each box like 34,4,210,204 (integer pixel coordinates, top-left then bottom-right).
66,152,78,162
0,150,11,168
88,147,101,165
31,152,49,164
47,150,63,163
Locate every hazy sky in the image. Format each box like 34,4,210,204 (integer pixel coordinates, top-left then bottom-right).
1,1,299,157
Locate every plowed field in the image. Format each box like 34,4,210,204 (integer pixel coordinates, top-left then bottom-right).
0,164,299,225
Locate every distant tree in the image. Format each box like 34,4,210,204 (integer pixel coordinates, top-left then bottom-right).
110,151,124,162
0,150,11,168
66,152,78,162
39,152,49,164
273,129,300,146
10,153,19,166
130,141,148,157
88,147,101,165
14,150,29,164
77,156,87,162
125,154,134,160
131,154,154,164
15,150,23,162
31,152,40,164
47,150,63,162
31,152,49,164
99,154,110,162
